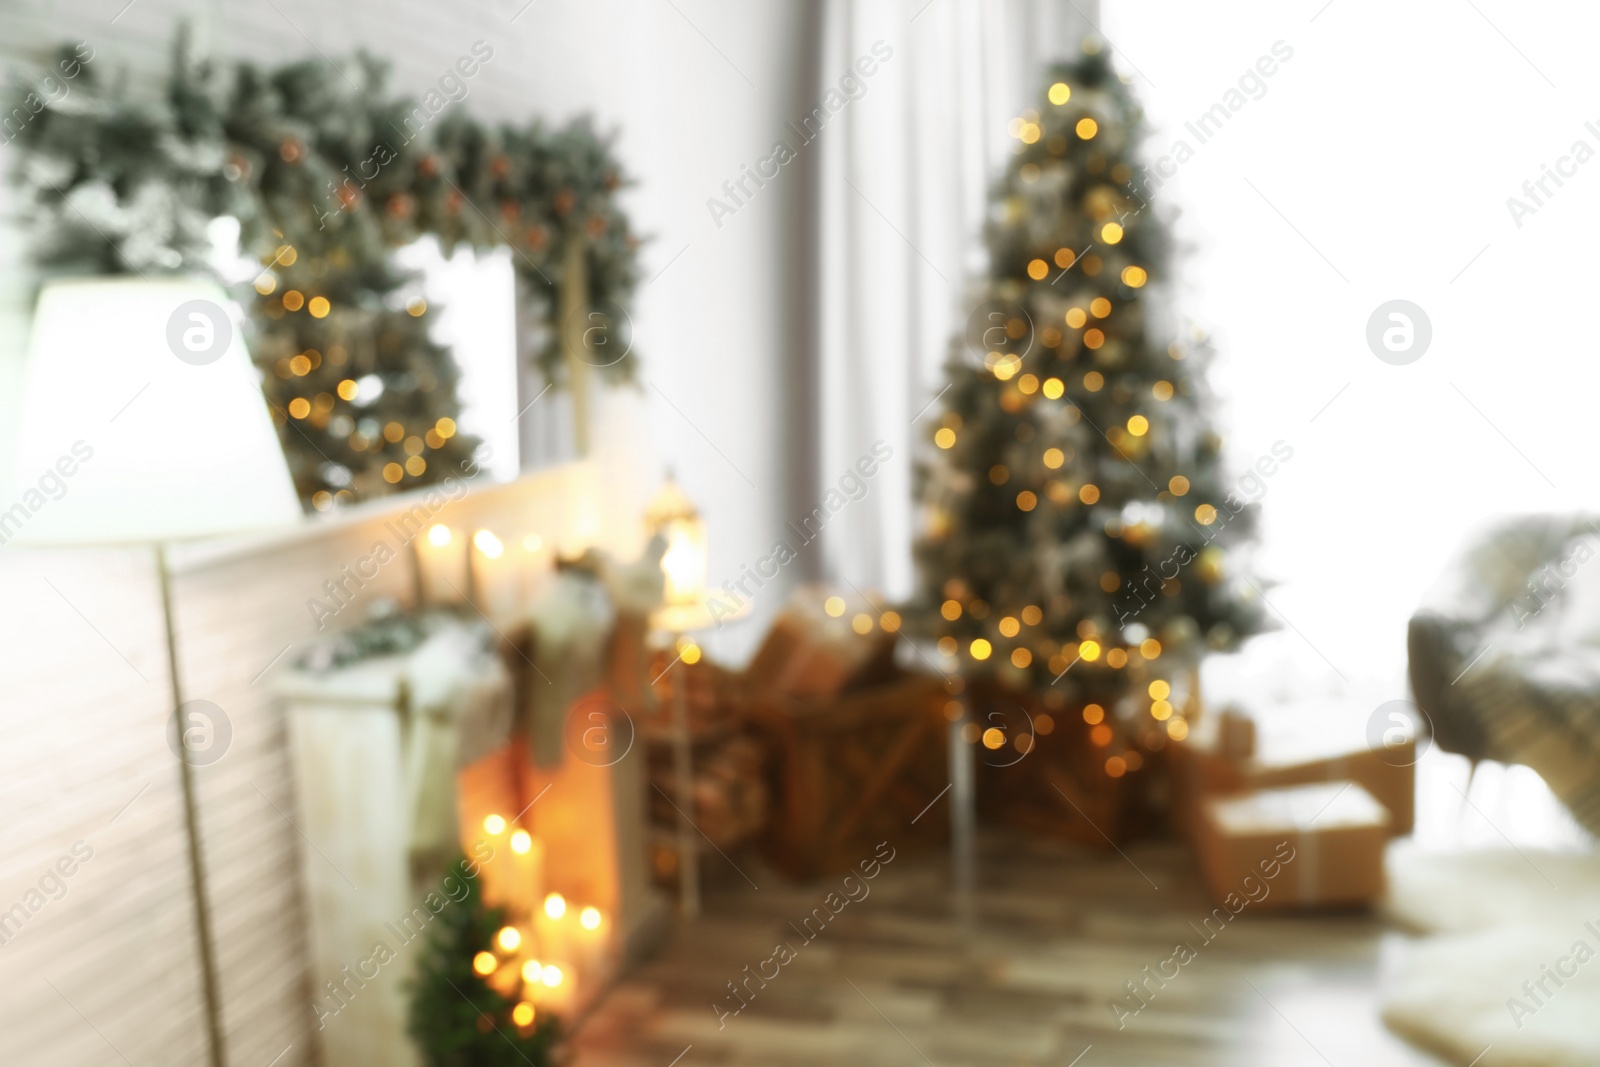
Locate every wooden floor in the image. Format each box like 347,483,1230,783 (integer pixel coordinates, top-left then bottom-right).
569,832,1449,1067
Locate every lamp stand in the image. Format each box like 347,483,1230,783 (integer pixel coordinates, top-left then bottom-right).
157,544,228,1067
667,630,700,918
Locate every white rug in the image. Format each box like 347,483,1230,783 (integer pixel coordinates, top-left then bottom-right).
1381,845,1600,1067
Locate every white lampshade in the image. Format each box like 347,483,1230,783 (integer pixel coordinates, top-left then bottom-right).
7,277,301,545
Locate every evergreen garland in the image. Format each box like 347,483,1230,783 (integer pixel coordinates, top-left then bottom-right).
7,33,641,509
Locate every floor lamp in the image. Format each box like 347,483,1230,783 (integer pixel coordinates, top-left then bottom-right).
10,278,303,1067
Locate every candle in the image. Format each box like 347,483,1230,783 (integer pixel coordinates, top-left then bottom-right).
415,523,467,607
507,830,544,928
471,529,521,620
573,905,609,989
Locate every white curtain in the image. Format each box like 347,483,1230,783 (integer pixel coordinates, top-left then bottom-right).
809,0,1098,597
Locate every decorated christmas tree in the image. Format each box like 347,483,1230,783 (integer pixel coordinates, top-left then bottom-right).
911,45,1265,795
408,858,557,1066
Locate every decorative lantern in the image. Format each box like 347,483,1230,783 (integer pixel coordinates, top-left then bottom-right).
645,475,708,623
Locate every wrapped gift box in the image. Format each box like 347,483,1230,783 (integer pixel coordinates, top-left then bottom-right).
1173,700,1414,836
745,586,898,700
1195,781,1389,909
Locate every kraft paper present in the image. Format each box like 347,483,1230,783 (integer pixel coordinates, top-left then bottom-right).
1194,781,1389,910
1174,703,1414,835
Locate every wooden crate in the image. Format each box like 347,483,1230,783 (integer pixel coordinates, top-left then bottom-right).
746,674,950,879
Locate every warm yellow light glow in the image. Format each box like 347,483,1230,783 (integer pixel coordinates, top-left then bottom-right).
1054,247,1076,269
681,643,702,665
1083,371,1104,392
405,456,427,477
337,378,358,400
1017,490,1037,511
580,906,603,931
1018,373,1039,395
935,427,957,449
1148,679,1171,700
382,463,404,484
1090,297,1112,318
852,613,873,635
1048,82,1072,105
1141,638,1162,659
407,298,427,317
510,830,532,854
544,893,567,920
287,397,310,419
512,1002,536,1027
1167,718,1190,741
283,290,305,312
523,533,543,552
1106,755,1127,778
483,813,506,835
436,417,457,439
521,959,543,983
1043,447,1065,469
1169,475,1190,496
1106,648,1128,668
881,610,902,632
1022,605,1043,625
1195,504,1218,525
970,638,992,661
1079,484,1100,505
1011,647,1032,668
1122,265,1148,288
1028,258,1049,280
1076,117,1098,139
1153,380,1174,401
1043,377,1065,399
1079,639,1102,661
1091,724,1113,746
497,926,521,952
824,595,846,617
1083,703,1105,725
1065,307,1087,328
308,296,331,318
1101,223,1124,244
473,951,497,976
1020,122,1041,144
1151,700,1173,721
982,727,1006,750
1127,415,1149,436
998,616,1020,638
474,529,504,559
941,599,962,621
542,964,563,988
991,354,1021,380
937,636,958,656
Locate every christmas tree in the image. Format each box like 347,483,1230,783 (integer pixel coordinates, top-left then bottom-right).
912,45,1265,780
203,56,484,508
408,858,558,1067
